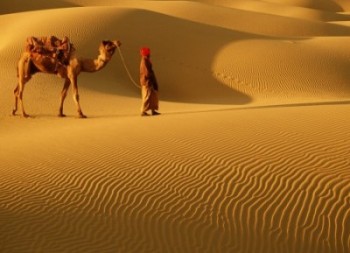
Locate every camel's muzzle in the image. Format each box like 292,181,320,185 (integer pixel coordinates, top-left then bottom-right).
113,40,122,47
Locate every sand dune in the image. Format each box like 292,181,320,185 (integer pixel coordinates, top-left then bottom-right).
1,1,350,253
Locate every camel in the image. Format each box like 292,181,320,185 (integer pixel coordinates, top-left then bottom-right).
13,36,122,118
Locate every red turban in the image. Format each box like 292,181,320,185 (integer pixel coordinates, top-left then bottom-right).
140,47,151,56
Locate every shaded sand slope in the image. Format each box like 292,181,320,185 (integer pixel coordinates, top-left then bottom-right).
189,0,350,12
0,0,79,15
257,0,350,12
0,1,350,253
65,0,350,36
199,0,350,22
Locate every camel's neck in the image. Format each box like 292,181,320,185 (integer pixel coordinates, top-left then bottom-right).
81,53,112,73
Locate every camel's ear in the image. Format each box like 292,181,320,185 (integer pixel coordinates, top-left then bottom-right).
102,40,111,46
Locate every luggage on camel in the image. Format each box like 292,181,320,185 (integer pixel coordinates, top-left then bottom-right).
25,36,74,67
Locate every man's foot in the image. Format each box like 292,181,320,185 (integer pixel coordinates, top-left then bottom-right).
141,112,150,116
152,110,160,116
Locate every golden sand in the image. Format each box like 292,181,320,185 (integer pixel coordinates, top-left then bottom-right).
0,1,349,252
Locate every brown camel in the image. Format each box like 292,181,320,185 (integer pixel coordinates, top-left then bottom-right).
13,37,122,118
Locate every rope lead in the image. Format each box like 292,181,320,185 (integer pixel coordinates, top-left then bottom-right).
117,46,141,89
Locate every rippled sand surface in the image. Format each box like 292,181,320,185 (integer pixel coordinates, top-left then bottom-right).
1,1,350,252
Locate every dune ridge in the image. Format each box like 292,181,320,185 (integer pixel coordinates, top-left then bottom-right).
1,1,350,253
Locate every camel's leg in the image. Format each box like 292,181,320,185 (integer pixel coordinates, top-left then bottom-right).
14,54,31,117
18,79,29,118
13,76,29,117
58,79,71,117
12,84,19,115
70,76,86,118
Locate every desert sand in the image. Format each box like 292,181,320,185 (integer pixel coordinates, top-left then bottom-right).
0,0,350,252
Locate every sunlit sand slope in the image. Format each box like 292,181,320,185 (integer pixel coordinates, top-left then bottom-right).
1,106,350,252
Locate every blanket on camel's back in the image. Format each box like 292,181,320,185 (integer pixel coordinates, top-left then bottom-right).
25,36,75,67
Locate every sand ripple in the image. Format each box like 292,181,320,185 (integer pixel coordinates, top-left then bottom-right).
0,107,349,253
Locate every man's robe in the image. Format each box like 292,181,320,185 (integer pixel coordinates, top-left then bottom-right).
140,56,159,112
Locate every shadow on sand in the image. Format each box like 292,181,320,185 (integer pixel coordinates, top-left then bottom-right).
164,100,350,116
0,0,80,15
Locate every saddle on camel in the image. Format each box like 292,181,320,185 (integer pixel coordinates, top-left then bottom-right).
25,35,74,74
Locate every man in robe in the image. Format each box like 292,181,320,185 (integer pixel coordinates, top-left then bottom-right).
139,47,160,116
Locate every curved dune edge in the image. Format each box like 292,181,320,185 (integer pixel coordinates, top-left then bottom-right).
0,1,350,253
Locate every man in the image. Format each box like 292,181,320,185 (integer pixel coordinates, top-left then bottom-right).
139,47,160,116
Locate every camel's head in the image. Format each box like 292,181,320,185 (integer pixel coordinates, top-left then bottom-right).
100,40,121,57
